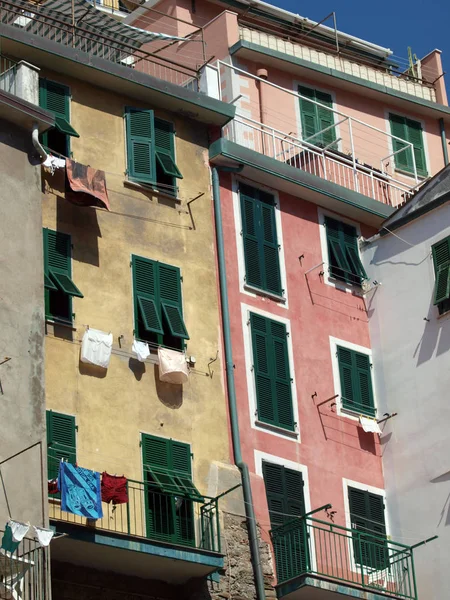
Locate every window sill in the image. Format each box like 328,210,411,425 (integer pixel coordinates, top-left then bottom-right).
327,275,364,296
255,419,298,439
341,406,377,420
124,179,180,202
244,284,286,303
394,168,427,181
45,318,76,331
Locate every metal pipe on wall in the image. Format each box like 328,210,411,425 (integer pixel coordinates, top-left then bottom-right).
211,166,266,600
439,118,449,165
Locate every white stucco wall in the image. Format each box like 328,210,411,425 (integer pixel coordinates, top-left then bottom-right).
361,203,450,599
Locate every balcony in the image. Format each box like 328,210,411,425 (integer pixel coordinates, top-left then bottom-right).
49,478,224,584
270,507,428,600
0,530,49,600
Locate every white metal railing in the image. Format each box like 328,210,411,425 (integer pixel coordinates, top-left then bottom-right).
224,114,419,207
212,60,425,207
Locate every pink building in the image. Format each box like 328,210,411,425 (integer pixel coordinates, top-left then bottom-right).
128,1,448,598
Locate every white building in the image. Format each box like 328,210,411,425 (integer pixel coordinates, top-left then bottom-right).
362,163,450,600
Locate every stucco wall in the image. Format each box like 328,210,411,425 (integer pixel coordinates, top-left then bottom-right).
41,69,230,505
0,118,46,528
362,203,450,599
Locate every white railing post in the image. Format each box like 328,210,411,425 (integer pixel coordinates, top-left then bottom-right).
272,128,276,159
410,141,418,184
348,118,360,193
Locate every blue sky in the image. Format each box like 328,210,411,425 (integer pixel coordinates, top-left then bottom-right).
276,0,450,97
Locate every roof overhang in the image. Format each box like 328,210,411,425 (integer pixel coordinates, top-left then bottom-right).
210,138,394,227
0,23,235,127
230,40,450,124
0,88,54,132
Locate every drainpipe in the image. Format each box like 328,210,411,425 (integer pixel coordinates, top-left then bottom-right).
211,166,266,600
31,122,48,163
257,68,269,156
439,118,449,166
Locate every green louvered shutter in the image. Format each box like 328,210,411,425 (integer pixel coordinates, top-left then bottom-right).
170,441,191,475
326,218,351,282
390,114,411,172
315,90,336,147
44,229,83,298
40,79,69,119
406,118,427,176
132,256,163,335
251,314,294,431
338,346,355,409
260,191,282,295
432,238,450,305
170,440,194,545
154,118,182,179
338,346,375,417
349,487,387,569
126,107,156,183
46,410,76,482
298,85,318,142
159,263,189,340
241,187,263,289
355,352,374,415
342,222,366,283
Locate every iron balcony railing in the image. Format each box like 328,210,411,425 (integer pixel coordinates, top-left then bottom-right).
0,54,17,95
49,478,221,553
270,507,418,600
0,530,50,600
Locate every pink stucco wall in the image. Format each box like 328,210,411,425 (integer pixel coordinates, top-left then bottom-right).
218,170,384,546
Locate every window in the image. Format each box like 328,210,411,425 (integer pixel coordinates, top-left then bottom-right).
125,107,182,195
325,217,366,286
348,487,387,570
298,85,336,148
250,313,294,431
39,79,79,156
132,255,189,351
389,113,427,177
46,410,76,497
263,461,309,580
337,346,375,417
432,236,450,315
141,434,201,545
43,228,83,324
240,184,282,297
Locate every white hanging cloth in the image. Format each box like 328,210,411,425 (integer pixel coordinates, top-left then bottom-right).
80,328,113,369
132,339,150,362
359,415,382,435
158,348,189,384
8,520,30,543
33,526,54,547
43,154,66,174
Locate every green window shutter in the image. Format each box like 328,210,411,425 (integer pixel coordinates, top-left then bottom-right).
170,441,191,476
406,118,427,176
142,434,171,471
325,218,365,285
132,255,164,335
251,313,294,431
159,263,189,340
46,410,76,481
39,80,79,140
154,118,182,179
337,346,375,417
349,487,387,569
315,90,336,147
126,107,156,184
298,85,318,142
389,114,411,172
240,184,282,296
43,228,83,298
432,237,450,305
263,462,286,528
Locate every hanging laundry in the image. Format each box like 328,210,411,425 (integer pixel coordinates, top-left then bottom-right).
101,473,129,505
43,154,66,175
132,339,150,362
359,415,382,435
80,328,113,369
59,462,103,520
66,158,110,211
48,479,59,495
1,520,30,553
33,526,54,547
158,347,189,384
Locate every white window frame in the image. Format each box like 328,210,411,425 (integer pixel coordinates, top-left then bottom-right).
329,335,376,421
255,450,317,573
342,478,391,580
293,80,341,152
242,303,300,441
384,109,430,181
232,176,289,308
317,207,365,294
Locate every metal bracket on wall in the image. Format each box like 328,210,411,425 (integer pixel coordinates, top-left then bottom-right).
377,412,398,425
207,351,219,378
0,357,11,395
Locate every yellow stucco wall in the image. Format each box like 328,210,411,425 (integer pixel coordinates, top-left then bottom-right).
41,70,230,499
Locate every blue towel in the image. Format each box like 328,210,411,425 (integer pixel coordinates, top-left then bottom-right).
59,462,103,520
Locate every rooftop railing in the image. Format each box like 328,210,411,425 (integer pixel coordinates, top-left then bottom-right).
49,478,221,553
270,508,418,599
0,531,49,600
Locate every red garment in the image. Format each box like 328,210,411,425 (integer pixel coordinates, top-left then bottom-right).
48,479,59,495
101,472,128,505
65,158,111,211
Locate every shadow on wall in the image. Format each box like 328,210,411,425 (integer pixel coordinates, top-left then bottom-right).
414,302,450,366
431,472,450,527
154,365,183,409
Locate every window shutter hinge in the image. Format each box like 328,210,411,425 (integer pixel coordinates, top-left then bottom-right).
139,440,142,447
75,425,79,431
180,276,183,282
290,378,293,383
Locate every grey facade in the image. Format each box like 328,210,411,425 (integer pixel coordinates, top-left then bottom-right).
361,167,450,600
